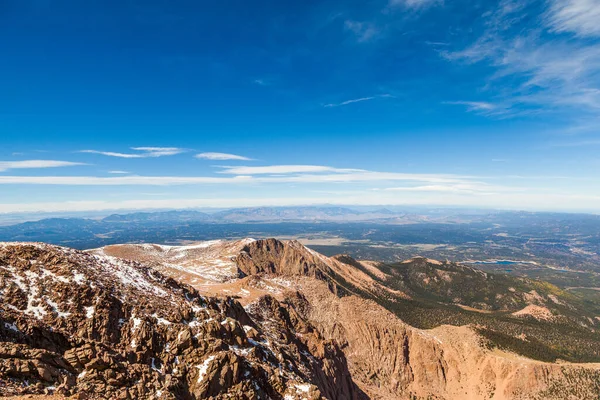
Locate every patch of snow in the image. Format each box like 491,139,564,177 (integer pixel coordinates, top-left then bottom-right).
294,383,311,393
73,270,86,284
21,280,47,320
36,268,71,283
132,317,142,331
153,314,171,325
230,345,252,356
196,355,216,383
85,306,95,319
92,254,168,297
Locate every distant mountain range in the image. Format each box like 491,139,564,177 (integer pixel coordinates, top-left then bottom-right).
100,206,406,223
0,206,414,249
1,207,600,257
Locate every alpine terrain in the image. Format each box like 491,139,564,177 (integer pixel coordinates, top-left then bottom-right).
1,239,600,399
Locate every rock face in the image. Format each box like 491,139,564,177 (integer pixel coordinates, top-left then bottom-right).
0,242,365,399
285,278,600,400
236,239,405,300
236,239,332,282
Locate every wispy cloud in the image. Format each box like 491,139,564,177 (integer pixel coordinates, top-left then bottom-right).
425,41,450,46
441,0,600,117
2,191,599,213
388,0,442,9
379,182,505,195
218,165,362,175
324,94,393,108
0,160,84,172
546,0,600,38
0,167,473,186
344,20,380,42
253,79,270,86
444,101,497,113
81,147,186,158
548,139,600,147
108,170,130,174
195,152,252,161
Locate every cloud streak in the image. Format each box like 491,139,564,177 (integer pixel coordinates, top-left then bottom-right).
2,190,599,214
0,160,84,172
441,0,600,117
0,168,474,186
324,94,393,108
388,0,442,9
444,101,497,113
217,165,362,175
81,147,185,158
379,182,517,195
195,152,252,161
546,0,600,38
344,20,380,42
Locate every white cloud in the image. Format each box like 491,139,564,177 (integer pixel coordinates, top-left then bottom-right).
108,170,130,174
425,41,450,46
548,139,600,147
0,176,245,186
1,190,599,213
380,182,514,195
217,165,362,175
195,152,252,161
325,97,375,107
441,1,600,116
546,0,600,37
132,147,185,156
344,20,380,42
324,94,393,108
444,101,496,112
0,160,84,172
389,0,442,9
0,169,472,186
80,147,185,158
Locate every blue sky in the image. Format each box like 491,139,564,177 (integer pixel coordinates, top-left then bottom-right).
1,0,599,213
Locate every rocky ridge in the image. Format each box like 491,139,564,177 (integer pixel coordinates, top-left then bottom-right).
0,242,364,399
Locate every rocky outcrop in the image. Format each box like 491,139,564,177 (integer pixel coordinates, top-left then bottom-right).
0,242,365,399
235,239,397,299
236,239,330,279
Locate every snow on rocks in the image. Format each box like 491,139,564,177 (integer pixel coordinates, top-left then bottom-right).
195,355,216,383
